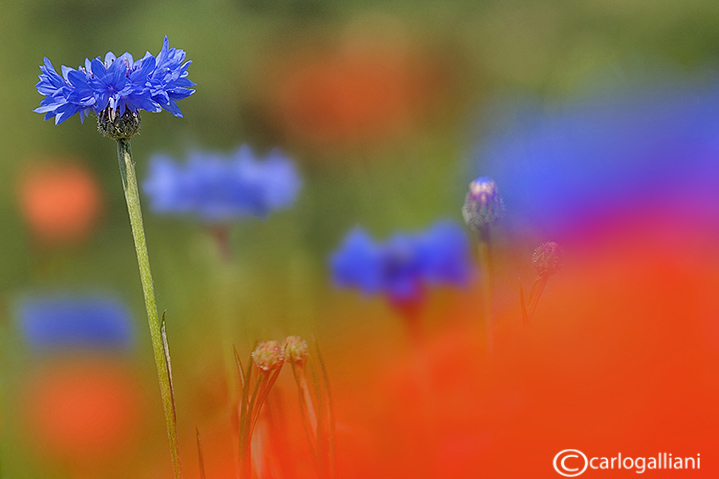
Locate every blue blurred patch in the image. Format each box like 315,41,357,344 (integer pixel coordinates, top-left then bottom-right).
18,295,135,351
472,84,719,236
330,220,472,303
143,145,301,222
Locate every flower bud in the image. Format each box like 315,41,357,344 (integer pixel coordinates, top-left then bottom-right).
532,241,563,277
284,336,309,365
462,177,504,232
252,340,284,372
97,108,141,140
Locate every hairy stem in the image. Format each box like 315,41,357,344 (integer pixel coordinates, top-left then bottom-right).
116,139,183,479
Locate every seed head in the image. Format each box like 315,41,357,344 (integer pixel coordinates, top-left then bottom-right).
532,241,563,277
284,336,309,365
252,340,284,372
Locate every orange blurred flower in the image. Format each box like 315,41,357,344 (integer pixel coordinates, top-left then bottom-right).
257,21,457,152
18,160,102,244
21,358,145,466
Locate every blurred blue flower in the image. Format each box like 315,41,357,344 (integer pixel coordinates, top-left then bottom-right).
18,295,134,351
34,36,194,124
474,84,719,237
143,145,301,221
330,221,472,302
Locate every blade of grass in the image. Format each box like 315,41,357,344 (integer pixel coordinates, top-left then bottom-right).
519,283,529,324
196,428,206,479
314,342,336,479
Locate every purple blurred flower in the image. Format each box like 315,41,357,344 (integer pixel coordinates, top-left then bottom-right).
18,294,134,351
330,221,472,302
474,85,719,237
143,145,301,221
34,36,194,124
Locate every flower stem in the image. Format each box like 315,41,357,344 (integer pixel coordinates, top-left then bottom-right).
526,275,549,322
476,226,493,351
116,139,183,479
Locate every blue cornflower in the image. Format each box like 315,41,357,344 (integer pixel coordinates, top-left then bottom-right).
143,145,301,221
149,36,196,117
34,36,195,125
34,58,95,124
474,84,719,236
17,294,135,351
330,221,472,303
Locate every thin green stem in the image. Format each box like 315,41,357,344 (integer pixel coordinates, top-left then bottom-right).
526,275,549,321
116,139,183,479
314,344,336,479
476,227,493,351
291,363,319,468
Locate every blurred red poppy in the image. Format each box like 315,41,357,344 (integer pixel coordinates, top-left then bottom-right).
334,219,719,478
22,358,144,465
258,30,456,152
18,161,102,244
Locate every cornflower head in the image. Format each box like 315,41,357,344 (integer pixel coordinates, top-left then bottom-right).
18,294,134,352
330,220,471,304
34,36,194,138
143,146,301,222
462,176,504,234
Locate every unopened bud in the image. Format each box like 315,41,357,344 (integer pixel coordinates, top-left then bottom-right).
284,336,309,365
252,340,284,372
532,241,563,277
462,177,504,232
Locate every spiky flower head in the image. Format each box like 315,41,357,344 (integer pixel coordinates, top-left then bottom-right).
284,336,309,365
34,36,195,132
252,340,285,372
532,241,563,277
462,177,504,232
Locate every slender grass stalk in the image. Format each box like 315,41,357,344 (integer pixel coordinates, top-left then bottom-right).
237,350,284,479
314,344,336,479
527,276,548,322
196,429,206,479
116,139,183,479
291,343,336,479
290,363,319,469
476,226,493,351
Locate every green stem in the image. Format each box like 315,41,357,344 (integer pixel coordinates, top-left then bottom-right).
291,363,319,469
476,227,493,351
526,275,549,322
116,139,183,479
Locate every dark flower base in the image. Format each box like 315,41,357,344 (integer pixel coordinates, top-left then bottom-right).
97,109,141,140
